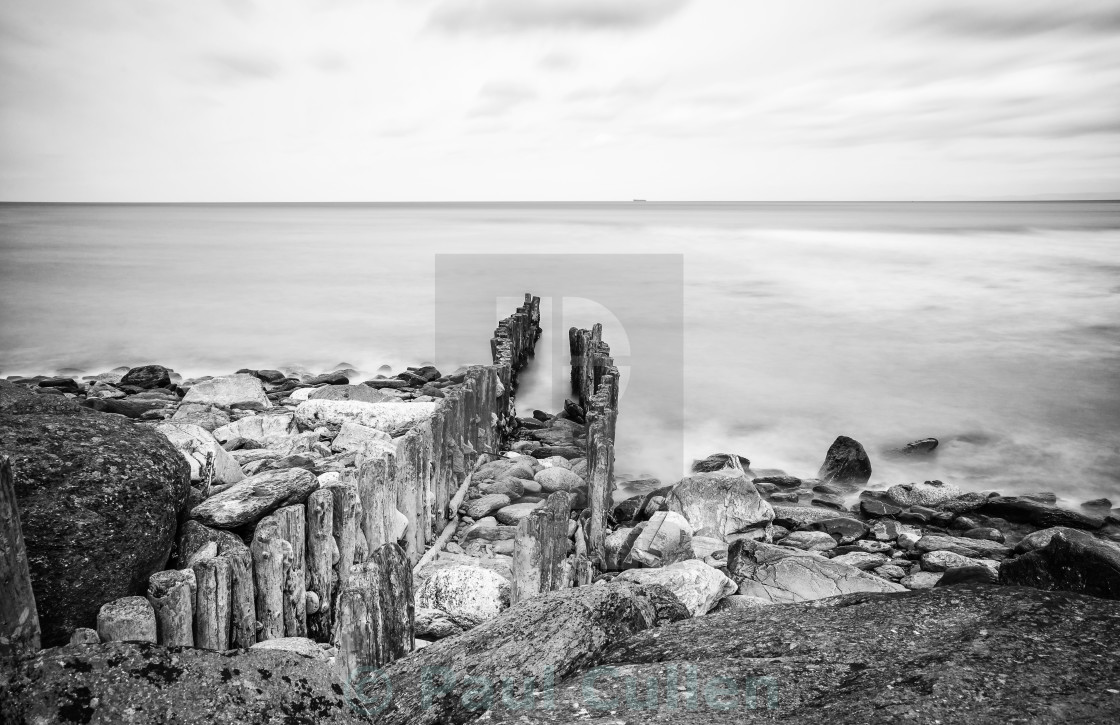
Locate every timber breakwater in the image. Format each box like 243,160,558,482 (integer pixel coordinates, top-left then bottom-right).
2,292,1120,724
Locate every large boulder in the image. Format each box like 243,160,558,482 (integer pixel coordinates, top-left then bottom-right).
1000,529,1120,599
189,468,318,528
0,387,190,646
211,411,296,445
666,470,773,540
155,421,244,486
886,480,963,508
626,510,694,567
616,559,736,616
0,641,365,724
416,564,511,627
728,539,905,603
534,467,584,493
691,453,751,473
119,364,171,389
1014,526,1085,554
308,384,394,403
817,435,872,486
181,373,270,411
294,399,437,432
979,496,1106,530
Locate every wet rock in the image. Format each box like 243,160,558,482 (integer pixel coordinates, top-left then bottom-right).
885,437,939,457
610,496,645,525
181,373,270,411
465,493,511,520
616,559,736,616
330,420,395,458
666,471,773,540
120,364,172,389
308,384,393,403
0,388,190,646
728,540,904,603
963,527,1005,542
304,371,349,386
936,491,995,514
416,564,510,627
563,399,585,424
887,480,963,508
811,493,848,511
171,403,230,432
980,496,1106,530
190,468,318,528
1014,526,1084,554
921,550,980,572
495,502,539,526
817,435,872,486
860,499,902,518
690,453,751,473
753,475,802,488
1082,498,1113,509
1001,529,1120,599
937,566,999,586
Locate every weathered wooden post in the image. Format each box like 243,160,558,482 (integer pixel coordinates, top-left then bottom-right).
251,517,291,641
325,482,362,590
510,492,572,603
226,546,257,649
0,456,40,661
306,488,336,641
192,554,231,650
333,543,413,680
272,505,307,637
147,569,195,647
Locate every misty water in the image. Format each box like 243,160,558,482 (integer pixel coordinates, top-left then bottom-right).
1,202,1118,505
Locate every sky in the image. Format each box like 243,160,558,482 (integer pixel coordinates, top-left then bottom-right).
0,0,1118,201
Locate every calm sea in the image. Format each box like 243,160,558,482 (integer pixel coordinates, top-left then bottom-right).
1,202,1118,503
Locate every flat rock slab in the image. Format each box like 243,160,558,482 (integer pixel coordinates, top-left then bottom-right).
294,399,438,432
616,559,736,616
771,505,857,529
190,468,318,528
483,585,1120,724
0,641,366,724
182,374,271,411
729,540,905,603
211,411,296,444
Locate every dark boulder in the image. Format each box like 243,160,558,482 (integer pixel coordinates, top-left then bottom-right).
936,565,999,586
36,377,81,394
979,496,1105,530
884,437,939,457
690,453,751,474
1000,529,1120,599
1082,498,1113,509
252,369,288,384
610,496,645,525
817,435,872,486
0,641,364,725
0,384,190,646
119,364,171,389
305,371,349,386
563,399,586,424
860,499,902,518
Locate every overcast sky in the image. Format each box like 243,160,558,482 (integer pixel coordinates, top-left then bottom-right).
1,0,1117,201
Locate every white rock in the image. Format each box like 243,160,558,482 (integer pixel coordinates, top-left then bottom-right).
391,509,409,542
616,559,736,616
667,471,774,540
731,541,905,604
181,373,271,411
534,467,584,493
317,471,341,486
628,511,694,567
156,421,244,486
901,571,943,589
294,399,438,432
887,480,964,508
212,411,296,445
288,387,316,401
331,421,391,453
415,565,510,627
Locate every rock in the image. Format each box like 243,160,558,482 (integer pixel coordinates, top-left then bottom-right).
176,520,245,565
37,377,81,394
415,607,470,639
886,480,963,507
363,378,410,389
466,493,511,520
806,517,869,544
874,564,908,580
534,467,584,493
120,365,172,389
248,636,330,661
980,496,1106,530
96,596,156,643
886,437,939,457
963,526,1005,542
771,505,856,529
753,475,802,488
211,411,296,445
494,502,539,526
171,404,230,432
294,399,436,432
304,371,349,386
0,389,190,646
921,550,980,572
181,373,270,411
610,496,644,525
627,511,694,567
69,628,100,645
190,468,318,528
539,455,572,470
1000,529,1120,599
769,491,799,503
729,540,904,603
690,453,751,473
855,539,893,553
916,535,1012,559
416,565,510,626
616,560,736,616
0,641,365,724
897,530,922,549
478,477,525,499
831,552,889,570
666,471,773,540
714,594,774,611
329,420,392,455
308,384,392,403
156,421,244,486
937,566,999,586
603,527,637,570
860,499,902,518
935,491,994,514
817,435,872,486
1014,526,1084,554
780,530,838,551
901,571,944,589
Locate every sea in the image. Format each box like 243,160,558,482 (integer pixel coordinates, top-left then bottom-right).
1,201,1118,505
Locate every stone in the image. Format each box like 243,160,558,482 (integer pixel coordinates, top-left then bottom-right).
604,527,637,570
0,641,366,724
416,564,510,627
831,552,889,570
937,566,999,586
534,467,584,493
901,571,944,589
806,517,869,544
921,550,979,572
897,530,922,549
874,564,908,580
190,468,318,528
728,540,904,603
714,594,774,611
616,559,736,616
69,628,100,645
1000,529,1120,599
304,371,349,386
466,493,512,520
0,387,190,646
415,607,470,639
980,497,1106,530
540,455,572,470
495,502,539,526
627,511,694,567
861,499,902,518
771,505,856,529
156,421,244,486
916,535,1012,559
812,493,848,510
779,530,838,551
886,480,963,508
330,420,393,455
936,491,994,514
610,496,644,525
96,596,156,643
211,411,296,445
181,374,270,411
249,636,330,661
666,470,773,540
753,475,802,488
308,384,393,403
963,527,1005,542
478,477,525,499
690,453,751,473
171,404,230,432
817,435,872,486
294,399,437,432
1014,526,1084,554
120,365,171,389
885,437,939,457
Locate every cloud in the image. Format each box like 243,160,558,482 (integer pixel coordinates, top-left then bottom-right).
429,0,688,33
202,53,283,83
912,2,1120,39
310,52,348,73
468,81,537,117
538,51,577,71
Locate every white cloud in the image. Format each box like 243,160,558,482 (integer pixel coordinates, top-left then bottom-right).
428,0,689,33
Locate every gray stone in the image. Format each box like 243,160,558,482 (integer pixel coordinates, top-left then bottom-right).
666,470,773,540
728,540,904,603
616,559,736,616
181,373,271,411
887,480,963,508
190,468,318,528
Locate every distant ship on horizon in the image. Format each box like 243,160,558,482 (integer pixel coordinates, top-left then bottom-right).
632,199,647,202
